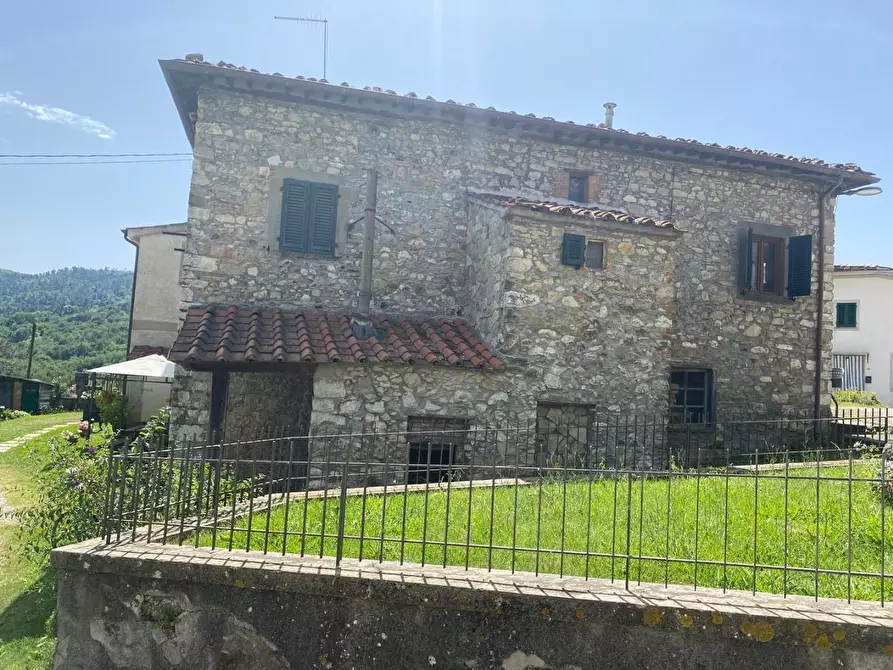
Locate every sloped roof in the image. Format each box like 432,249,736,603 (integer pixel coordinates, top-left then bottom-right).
472,194,677,229
834,265,893,272
169,306,502,370
160,54,878,189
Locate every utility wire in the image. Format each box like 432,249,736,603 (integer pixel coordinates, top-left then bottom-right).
0,158,192,166
0,152,191,158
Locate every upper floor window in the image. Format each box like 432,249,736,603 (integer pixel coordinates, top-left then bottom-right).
279,178,338,255
836,302,858,328
737,226,813,299
568,173,588,202
585,241,605,269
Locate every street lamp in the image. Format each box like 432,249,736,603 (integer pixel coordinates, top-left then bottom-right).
842,185,882,197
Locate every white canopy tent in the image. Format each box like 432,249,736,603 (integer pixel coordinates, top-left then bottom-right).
87,354,175,381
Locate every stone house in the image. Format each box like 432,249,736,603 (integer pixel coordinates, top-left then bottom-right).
160,53,878,469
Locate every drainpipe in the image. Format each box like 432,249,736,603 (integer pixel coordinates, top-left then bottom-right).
357,168,378,314
123,229,139,358
813,178,843,419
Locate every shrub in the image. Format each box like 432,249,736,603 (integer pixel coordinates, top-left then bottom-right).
0,406,31,421
96,391,130,431
835,390,884,407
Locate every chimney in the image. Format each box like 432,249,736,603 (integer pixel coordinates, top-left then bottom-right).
603,102,616,129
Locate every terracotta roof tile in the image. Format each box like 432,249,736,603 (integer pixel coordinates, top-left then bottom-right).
169,306,502,370
474,194,677,229
167,54,875,179
834,264,893,272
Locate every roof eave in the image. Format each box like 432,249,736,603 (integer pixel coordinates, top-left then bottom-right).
159,59,879,188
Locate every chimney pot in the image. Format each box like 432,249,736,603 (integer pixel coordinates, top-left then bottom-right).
603,102,617,129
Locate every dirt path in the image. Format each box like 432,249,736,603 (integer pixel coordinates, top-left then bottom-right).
0,422,76,454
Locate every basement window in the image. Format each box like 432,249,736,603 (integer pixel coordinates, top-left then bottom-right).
669,368,715,424
406,416,469,484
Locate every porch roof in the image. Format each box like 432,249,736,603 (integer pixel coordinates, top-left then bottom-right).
169,306,502,370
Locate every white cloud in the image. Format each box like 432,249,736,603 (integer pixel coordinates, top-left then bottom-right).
0,92,116,140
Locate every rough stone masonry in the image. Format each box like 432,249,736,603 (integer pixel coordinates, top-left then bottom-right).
159,57,871,452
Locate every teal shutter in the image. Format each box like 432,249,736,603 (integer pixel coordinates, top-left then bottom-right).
279,179,310,251
836,303,857,327
562,233,586,268
786,234,813,298
737,227,753,293
308,183,338,254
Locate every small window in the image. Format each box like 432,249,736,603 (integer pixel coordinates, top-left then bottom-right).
836,302,858,328
585,241,604,269
751,235,784,295
669,368,715,424
279,179,338,254
568,173,588,202
406,417,469,484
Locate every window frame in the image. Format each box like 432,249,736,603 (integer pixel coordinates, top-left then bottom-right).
835,301,859,329
669,367,715,425
585,240,605,270
751,234,785,296
567,172,589,203
406,416,470,484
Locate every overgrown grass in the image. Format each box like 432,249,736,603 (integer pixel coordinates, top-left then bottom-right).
0,413,80,444
0,426,76,669
198,461,893,602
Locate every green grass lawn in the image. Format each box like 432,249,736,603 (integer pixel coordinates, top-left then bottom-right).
0,413,80,444
0,425,76,670
198,462,893,602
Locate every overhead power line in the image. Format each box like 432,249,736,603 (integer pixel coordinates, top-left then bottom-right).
0,158,192,166
0,152,191,158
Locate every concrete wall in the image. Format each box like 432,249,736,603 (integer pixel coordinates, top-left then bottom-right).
52,540,893,669
832,271,893,405
128,224,186,351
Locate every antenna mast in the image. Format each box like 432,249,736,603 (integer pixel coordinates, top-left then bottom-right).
274,15,329,79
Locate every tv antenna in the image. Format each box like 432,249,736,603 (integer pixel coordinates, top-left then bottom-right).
274,15,329,79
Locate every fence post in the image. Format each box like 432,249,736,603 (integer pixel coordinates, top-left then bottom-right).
335,433,351,567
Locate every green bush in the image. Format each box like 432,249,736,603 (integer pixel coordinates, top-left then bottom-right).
0,406,30,421
96,390,130,431
835,390,884,406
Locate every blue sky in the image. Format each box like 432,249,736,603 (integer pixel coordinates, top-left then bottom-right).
1,0,890,273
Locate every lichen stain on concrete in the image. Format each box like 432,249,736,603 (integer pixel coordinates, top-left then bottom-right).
540,607,551,618
501,650,547,669
235,579,247,589
739,621,775,642
711,612,723,626
883,644,893,656
642,607,663,628
813,633,832,649
832,629,845,642
678,614,693,628
802,622,818,644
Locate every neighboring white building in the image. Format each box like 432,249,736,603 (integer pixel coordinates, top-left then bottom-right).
123,223,186,422
831,264,893,405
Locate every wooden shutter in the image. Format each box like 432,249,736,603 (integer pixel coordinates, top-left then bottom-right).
836,302,857,328
308,182,338,254
737,227,753,293
279,179,310,251
786,234,813,298
562,233,586,268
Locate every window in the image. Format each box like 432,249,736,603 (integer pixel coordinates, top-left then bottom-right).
836,302,858,328
737,227,813,299
669,368,715,424
568,173,588,202
406,417,469,484
279,179,338,254
585,241,604,269
751,235,784,295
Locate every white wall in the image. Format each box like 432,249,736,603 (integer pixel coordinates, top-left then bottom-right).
128,225,184,350
832,271,893,405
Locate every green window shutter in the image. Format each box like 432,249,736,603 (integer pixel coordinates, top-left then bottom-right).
562,233,586,268
737,227,754,293
279,179,310,251
308,183,338,254
836,302,857,328
786,234,813,298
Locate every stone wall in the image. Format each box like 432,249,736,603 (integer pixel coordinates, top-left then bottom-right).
52,540,893,669
223,370,313,439
172,83,835,446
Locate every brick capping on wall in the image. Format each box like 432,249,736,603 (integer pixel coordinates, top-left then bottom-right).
52,539,893,668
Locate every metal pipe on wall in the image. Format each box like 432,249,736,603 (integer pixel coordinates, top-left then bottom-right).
358,169,378,314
